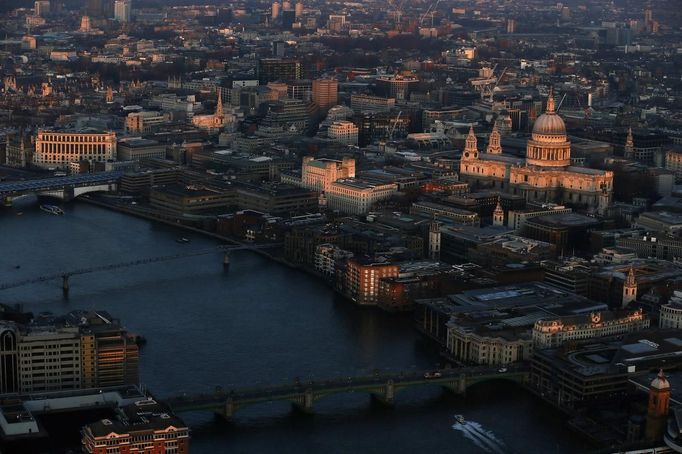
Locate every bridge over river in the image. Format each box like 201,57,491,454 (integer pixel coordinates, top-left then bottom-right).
163,365,529,420
0,171,122,204
0,243,279,296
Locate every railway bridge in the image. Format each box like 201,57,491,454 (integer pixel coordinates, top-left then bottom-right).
0,171,122,205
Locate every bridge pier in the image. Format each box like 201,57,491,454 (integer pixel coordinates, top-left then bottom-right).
372,379,395,407
62,275,69,297
293,388,314,414
456,373,467,396
219,398,235,421
223,251,230,270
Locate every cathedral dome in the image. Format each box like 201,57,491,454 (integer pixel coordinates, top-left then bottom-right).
533,112,566,137
532,91,566,138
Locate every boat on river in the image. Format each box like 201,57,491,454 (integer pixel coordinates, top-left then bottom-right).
40,205,64,215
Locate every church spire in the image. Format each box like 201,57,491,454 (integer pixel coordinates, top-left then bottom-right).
546,87,555,113
493,197,504,226
622,265,637,307
215,88,224,118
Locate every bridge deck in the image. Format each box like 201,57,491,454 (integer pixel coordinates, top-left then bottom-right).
0,171,123,195
0,244,280,291
164,366,528,413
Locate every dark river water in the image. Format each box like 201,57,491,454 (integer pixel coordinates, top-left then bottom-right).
0,200,592,453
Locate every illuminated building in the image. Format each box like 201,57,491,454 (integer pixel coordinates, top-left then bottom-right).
34,129,117,169
191,90,226,132
344,258,399,305
125,111,167,133
532,309,649,348
82,399,189,454
300,156,355,191
328,120,358,145
326,179,397,215
312,79,338,111
0,311,138,394
271,1,280,19
459,91,614,214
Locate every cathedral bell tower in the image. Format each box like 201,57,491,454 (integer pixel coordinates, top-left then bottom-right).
487,125,502,154
461,126,478,161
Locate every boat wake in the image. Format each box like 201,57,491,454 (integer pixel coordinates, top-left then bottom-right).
452,418,507,454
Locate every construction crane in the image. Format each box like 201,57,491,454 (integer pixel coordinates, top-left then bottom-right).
488,66,508,102
556,92,567,111
388,111,403,141
419,0,442,27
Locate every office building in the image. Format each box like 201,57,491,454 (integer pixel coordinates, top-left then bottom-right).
300,156,355,192
34,130,117,169
0,311,138,395
257,58,302,84
328,120,358,145
312,79,338,111
113,0,130,22
117,138,165,161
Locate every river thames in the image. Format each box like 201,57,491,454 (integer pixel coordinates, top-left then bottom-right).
0,200,592,453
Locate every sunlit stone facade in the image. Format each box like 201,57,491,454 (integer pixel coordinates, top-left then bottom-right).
34,130,117,169
459,91,613,214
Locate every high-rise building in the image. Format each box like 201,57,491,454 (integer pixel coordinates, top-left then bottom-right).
271,1,280,19
34,0,50,17
282,9,296,29
312,78,338,111
295,1,303,17
257,58,302,84
114,0,131,22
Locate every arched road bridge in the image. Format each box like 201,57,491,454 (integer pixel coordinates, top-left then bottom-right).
0,244,279,296
163,365,529,420
0,171,122,205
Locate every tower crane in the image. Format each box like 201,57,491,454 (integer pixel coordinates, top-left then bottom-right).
389,111,403,141
419,0,442,27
